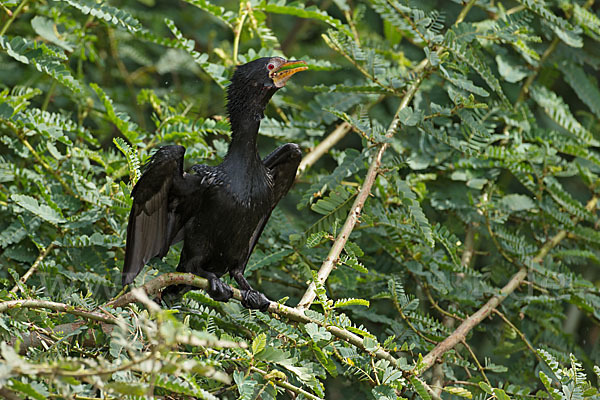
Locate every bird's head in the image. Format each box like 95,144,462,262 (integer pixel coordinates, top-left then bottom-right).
232,56,308,89
227,57,308,123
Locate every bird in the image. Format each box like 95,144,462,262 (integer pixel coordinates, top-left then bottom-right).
121,57,308,311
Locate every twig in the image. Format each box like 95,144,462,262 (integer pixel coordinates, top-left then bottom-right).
297,122,351,175
418,196,598,375
391,283,438,345
514,38,559,105
296,58,429,310
431,223,475,394
513,0,592,106
33,351,157,378
0,0,29,36
461,339,490,386
0,2,13,17
298,94,385,175
0,387,21,400
250,366,323,400
11,243,56,293
322,33,399,95
491,309,541,361
454,0,478,25
9,272,445,394
9,321,115,354
0,299,116,325
344,9,361,46
232,5,248,65
423,284,464,322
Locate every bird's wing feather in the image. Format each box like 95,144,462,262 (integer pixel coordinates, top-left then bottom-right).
122,145,197,286
242,144,302,268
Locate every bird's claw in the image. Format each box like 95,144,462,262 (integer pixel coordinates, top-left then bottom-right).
241,289,270,311
208,278,233,302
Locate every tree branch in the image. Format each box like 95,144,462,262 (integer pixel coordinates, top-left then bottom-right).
296,58,429,310
9,321,115,355
297,122,351,175
11,243,56,293
418,196,598,375
250,366,323,400
107,272,402,367
0,299,117,325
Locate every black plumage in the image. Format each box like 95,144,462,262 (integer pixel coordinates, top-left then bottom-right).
122,57,307,311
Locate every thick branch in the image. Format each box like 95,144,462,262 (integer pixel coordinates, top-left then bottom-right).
114,274,445,394
108,272,401,367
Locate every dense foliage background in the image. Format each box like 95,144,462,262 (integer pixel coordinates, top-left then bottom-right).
1,0,600,398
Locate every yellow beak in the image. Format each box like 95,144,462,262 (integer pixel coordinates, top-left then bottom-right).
270,60,308,88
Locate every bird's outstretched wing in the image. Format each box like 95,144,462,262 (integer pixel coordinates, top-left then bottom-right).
122,145,193,286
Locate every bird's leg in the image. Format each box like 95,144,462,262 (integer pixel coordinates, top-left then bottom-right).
171,257,233,302
232,272,270,312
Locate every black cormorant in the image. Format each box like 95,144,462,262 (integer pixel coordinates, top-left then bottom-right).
122,57,308,311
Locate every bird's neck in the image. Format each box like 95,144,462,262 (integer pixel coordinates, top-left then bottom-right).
225,115,262,165
223,114,272,202
224,84,274,167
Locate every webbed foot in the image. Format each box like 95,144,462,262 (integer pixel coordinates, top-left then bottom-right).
208,278,233,302
241,289,270,311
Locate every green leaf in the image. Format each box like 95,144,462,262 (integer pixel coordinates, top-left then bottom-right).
31,16,73,52
59,0,142,32
573,3,600,38
312,344,337,376
362,336,379,352
493,388,511,400
395,178,434,247
500,194,536,211
11,194,66,224
479,382,493,394
305,322,332,342
559,62,600,120
260,1,352,37
300,148,366,208
530,84,597,146
9,380,48,400
372,385,398,400
444,386,473,399
91,83,138,141
496,55,528,83
0,35,83,93
409,376,432,400
113,137,141,185
233,371,257,400
165,19,229,88
516,0,581,47
252,333,267,355
105,382,147,396
333,298,369,308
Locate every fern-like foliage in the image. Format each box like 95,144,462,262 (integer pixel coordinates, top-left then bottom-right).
0,0,599,398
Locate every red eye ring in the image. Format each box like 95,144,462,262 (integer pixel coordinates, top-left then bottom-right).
267,63,275,70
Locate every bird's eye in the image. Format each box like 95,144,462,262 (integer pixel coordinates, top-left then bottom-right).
267,63,275,70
